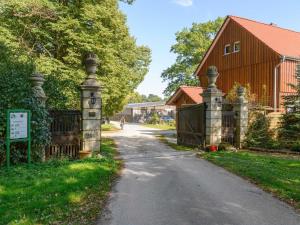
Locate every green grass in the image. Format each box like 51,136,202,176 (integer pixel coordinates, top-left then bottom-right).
202,151,300,209
158,135,194,151
143,123,175,130
101,123,119,132
0,138,121,225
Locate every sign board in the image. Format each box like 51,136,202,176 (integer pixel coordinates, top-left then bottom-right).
9,112,28,139
6,109,31,167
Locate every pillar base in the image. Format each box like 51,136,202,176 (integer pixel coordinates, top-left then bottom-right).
79,150,92,159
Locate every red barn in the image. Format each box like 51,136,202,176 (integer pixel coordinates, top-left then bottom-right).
166,86,204,109
195,16,300,111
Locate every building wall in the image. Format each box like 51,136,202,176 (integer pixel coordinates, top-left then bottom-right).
174,94,197,109
279,60,299,107
197,19,281,108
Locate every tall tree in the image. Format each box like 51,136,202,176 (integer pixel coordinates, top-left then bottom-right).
0,0,151,116
161,17,224,96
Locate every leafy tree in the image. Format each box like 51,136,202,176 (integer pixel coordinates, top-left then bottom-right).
161,17,224,96
126,92,162,103
0,0,151,116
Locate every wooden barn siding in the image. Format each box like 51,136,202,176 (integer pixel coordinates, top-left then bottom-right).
279,60,299,107
175,94,195,109
198,19,280,107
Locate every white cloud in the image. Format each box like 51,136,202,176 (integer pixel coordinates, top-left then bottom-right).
174,0,193,7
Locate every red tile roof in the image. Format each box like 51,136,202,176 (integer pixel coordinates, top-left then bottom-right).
230,16,300,58
166,86,204,105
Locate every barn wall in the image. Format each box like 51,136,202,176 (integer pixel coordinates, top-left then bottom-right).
197,19,281,107
278,60,299,108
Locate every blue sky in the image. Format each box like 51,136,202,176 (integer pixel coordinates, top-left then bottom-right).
120,0,300,97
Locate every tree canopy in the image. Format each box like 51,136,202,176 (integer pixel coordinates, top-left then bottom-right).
0,0,151,116
126,92,163,103
161,17,224,96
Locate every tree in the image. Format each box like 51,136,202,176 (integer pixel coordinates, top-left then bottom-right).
126,92,162,103
0,0,151,116
278,63,300,150
161,17,224,96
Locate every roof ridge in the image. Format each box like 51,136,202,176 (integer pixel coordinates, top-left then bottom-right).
229,15,300,35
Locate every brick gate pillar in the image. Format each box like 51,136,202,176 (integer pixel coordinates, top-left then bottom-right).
234,86,248,149
201,66,223,146
80,53,102,158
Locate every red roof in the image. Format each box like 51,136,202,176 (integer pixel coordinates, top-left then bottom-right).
230,16,300,58
166,86,204,105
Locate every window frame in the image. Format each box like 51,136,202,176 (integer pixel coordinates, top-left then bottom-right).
233,41,241,53
224,44,231,55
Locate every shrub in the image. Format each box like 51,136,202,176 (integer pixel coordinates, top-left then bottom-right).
291,142,300,152
148,113,160,124
244,112,274,148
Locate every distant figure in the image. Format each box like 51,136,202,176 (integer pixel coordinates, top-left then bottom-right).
120,116,126,130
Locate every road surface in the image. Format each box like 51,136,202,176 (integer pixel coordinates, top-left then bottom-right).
97,123,300,225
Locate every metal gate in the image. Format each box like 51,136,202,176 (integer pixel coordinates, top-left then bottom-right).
221,104,235,145
177,104,205,147
46,110,82,159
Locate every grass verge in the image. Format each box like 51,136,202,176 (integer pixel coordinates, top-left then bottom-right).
143,123,175,130
0,138,121,225
101,123,120,132
158,135,195,151
201,150,300,209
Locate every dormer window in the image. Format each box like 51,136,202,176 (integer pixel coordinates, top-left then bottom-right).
224,44,231,55
234,41,240,53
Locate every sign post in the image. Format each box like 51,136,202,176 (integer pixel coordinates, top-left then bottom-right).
6,109,31,167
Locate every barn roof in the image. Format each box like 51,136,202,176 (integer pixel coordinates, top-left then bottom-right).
231,16,300,58
166,86,204,105
195,16,300,76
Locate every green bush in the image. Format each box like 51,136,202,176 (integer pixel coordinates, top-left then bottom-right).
291,142,300,152
218,142,233,151
244,112,275,148
148,113,160,124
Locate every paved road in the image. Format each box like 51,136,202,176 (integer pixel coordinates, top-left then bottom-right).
97,123,300,225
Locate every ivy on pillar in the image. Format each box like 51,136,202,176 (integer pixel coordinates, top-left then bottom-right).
80,53,102,158
30,72,47,107
234,86,249,149
201,66,223,147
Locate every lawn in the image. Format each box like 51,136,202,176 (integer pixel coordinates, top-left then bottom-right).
101,123,120,132
143,123,175,130
0,138,121,225
202,151,300,209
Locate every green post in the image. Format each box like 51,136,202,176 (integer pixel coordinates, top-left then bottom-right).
6,110,10,167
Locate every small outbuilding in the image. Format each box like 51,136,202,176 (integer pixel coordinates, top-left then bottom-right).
166,86,204,109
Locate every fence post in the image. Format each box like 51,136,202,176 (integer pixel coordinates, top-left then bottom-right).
201,66,222,147
80,53,102,158
234,86,249,149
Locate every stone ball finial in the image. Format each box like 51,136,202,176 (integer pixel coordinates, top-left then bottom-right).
84,53,98,75
207,66,219,88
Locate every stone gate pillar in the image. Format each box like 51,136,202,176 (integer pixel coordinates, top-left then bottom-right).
80,53,101,157
234,86,249,149
30,72,47,107
201,66,223,146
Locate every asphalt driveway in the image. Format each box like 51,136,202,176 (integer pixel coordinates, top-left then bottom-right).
97,123,300,225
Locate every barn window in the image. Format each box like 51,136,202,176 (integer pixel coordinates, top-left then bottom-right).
224,44,231,55
234,41,241,52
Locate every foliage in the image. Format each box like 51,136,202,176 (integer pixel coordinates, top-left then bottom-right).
225,82,255,103
244,112,275,148
0,0,151,116
144,123,176,131
127,92,163,103
218,142,234,151
278,63,300,149
0,35,50,165
101,123,119,132
147,112,160,124
161,17,224,96
202,151,300,209
0,138,121,225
